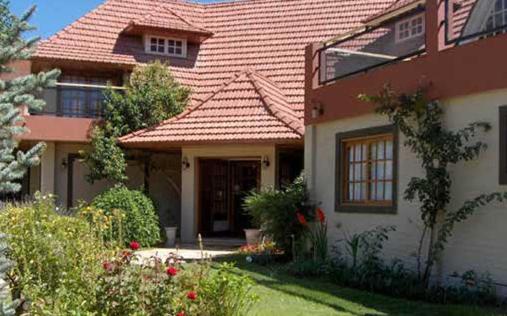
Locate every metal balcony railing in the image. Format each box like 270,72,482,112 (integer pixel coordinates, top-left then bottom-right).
32,82,125,119
318,20,426,84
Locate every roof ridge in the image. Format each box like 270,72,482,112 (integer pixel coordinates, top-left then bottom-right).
246,70,303,136
162,5,207,32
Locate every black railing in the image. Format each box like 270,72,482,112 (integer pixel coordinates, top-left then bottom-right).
318,20,426,85
31,83,124,119
445,0,507,45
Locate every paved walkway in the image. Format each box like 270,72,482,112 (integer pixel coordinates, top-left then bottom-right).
137,246,236,261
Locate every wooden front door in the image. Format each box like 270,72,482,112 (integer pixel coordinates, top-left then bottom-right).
199,159,260,237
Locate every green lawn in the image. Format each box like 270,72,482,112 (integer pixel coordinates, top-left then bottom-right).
220,257,507,316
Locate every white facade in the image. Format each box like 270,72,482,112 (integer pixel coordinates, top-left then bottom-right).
305,88,507,289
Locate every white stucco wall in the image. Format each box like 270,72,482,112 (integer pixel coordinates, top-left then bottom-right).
180,145,277,242
306,88,507,288
50,143,181,228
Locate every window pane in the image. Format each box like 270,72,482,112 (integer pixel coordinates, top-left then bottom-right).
354,164,361,181
175,48,182,55
371,143,377,160
168,47,175,54
354,183,361,200
376,183,384,200
355,145,361,162
385,161,393,180
377,162,385,180
370,162,377,180
349,183,354,201
378,141,385,159
495,13,503,26
361,162,367,180
386,140,393,159
385,182,393,201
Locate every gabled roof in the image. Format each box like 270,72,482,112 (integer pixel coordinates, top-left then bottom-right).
119,69,303,145
123,4,212,38
34,0,398,119
33,0,479,145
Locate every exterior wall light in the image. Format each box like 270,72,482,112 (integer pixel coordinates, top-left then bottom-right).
262,156,270,168
182,157,190,170
312,102,324,119
61,158,68,169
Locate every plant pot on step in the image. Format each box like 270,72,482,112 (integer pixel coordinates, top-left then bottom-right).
165,227,177,247
244,228,261,245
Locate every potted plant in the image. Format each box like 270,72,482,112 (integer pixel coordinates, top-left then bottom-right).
164,212,178,248
243,193,264,245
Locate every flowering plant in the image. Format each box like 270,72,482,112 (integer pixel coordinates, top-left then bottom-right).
297,208,328,261
95,243,257,316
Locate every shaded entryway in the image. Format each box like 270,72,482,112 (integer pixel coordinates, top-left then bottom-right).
198,159,261,238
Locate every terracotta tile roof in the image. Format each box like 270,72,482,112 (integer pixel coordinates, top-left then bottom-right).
33,0,479,145
34,0,396,117
119,69,303,145
363,0,423,24
125,4,212,36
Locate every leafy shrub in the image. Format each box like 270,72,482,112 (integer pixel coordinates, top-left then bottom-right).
0,195,115,314
92,185,160,246
96,249,256,316
243,176,311,255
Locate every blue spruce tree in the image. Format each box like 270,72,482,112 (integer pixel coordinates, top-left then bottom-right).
0,1,60,313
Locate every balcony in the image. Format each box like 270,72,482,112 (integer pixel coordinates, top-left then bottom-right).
445,0,507,46
319,15,426,84
31,82,124,119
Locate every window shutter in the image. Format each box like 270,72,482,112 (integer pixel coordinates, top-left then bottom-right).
500,106,507,185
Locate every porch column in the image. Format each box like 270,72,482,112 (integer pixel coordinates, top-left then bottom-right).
304,125,317,195
40,141,55,195
180,152,195,243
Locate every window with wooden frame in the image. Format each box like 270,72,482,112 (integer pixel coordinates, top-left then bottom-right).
396,13,425,43
500,106,507,185
145,36,187,58
335,125,398,214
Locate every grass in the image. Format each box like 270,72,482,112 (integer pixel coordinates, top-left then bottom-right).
218,256,507,316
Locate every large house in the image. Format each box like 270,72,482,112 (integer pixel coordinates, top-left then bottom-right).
11,0,507,287
305,0,507,292
18,0,400,241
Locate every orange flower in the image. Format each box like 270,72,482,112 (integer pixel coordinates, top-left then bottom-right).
316,208,326,223
296,212,308,226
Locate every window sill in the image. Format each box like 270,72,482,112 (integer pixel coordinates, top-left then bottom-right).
335,204,397,215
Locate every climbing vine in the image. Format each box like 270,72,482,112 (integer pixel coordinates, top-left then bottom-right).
360,86,507,287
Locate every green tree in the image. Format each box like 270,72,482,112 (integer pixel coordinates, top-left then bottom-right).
82,61,189,184
0,3,59,314
361,86,507,287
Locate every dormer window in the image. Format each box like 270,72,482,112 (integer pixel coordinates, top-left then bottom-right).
396,14,425,42
145,36,187,58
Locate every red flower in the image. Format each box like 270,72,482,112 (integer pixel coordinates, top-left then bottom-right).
129,241,140,250
187,291,197,301
316,208,326,223
177,312,185,316
166,266,178,277
102,261,113,271
296,212,308,226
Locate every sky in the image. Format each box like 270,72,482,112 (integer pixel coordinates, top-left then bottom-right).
11,0,224,39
